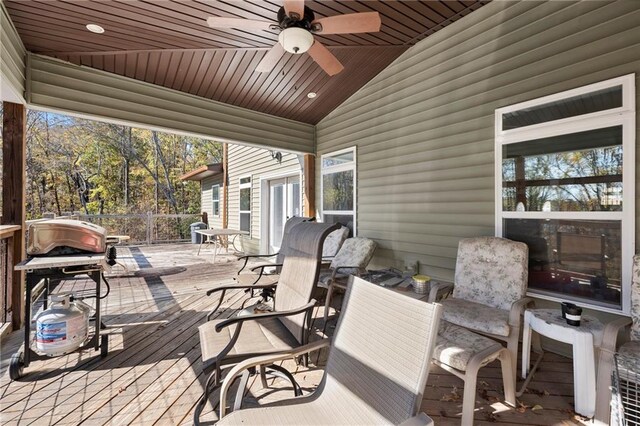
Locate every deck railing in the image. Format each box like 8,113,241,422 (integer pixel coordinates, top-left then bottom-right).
0,225,21,325
77,213,204,244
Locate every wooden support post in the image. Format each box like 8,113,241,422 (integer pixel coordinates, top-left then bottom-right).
303,154,315,218
222,143,228,228
2,102,27,329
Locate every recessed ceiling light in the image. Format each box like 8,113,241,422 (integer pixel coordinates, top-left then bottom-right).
86,24,105,34
307,92,317,99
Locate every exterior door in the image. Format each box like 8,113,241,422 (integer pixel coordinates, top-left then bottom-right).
268,176,301,252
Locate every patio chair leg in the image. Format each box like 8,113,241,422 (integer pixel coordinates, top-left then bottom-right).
265,364,303,397
233,370,252,412
461,368,479,426
499,349,516,407
194,368,220,426
308,303,320,336
324,284,334,322
259,364,269,388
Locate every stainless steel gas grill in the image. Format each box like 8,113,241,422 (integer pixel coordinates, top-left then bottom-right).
10,219,112,380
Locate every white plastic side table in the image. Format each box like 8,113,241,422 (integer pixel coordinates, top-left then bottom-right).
522,308,604,418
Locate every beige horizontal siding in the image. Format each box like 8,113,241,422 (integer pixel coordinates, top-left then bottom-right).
316,0,640,284
227,144,302,253
26,54,315,154
1,3,25,102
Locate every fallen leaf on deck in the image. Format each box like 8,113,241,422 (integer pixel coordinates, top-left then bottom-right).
441,387,461,402
515,400,530,413
532,404,543,411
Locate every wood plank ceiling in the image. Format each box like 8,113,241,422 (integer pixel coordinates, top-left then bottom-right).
5,0,489,125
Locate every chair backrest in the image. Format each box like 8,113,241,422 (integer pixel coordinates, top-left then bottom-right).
329,237,377,275
275,222,339,343
322,226,349,258
319,277,442,423
631,255,640,341
274,216,313,268
454,236,528,311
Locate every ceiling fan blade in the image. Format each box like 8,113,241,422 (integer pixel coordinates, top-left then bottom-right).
307,40,344,76
312,12,381,35
255,42,285,73
283,0,305,20
206,17,273,31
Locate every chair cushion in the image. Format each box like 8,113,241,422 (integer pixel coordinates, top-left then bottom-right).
618,341,640,372
454,237,528,311
199,317,298,372
434,321,503,372
440,298,511,337
329,237,376,274
322,226,349,258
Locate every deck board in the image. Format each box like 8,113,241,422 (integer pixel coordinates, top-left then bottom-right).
0,244,591,425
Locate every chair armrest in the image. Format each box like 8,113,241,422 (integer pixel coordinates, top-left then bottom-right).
206,283,277,297
600,317,632,353
508,297,535,327
219,339,332,417
250,262,282,273
428,282,454,303
398,413,434,426
236,252,278,274
215,300,317,332
204,283,277,321
237,253,278,261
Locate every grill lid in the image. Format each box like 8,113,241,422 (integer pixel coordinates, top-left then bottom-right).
27,219,107,256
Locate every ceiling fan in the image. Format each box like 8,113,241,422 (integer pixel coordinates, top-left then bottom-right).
206,0,381,76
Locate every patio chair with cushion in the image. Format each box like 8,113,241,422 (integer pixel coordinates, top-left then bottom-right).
217,276,442,425
318,236,377,321
440,237,532,382
594,255,637,422
195,222,339,423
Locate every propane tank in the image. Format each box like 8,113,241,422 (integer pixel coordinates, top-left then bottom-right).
35,293,91,356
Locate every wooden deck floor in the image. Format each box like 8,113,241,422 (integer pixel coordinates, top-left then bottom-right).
0,244,590,425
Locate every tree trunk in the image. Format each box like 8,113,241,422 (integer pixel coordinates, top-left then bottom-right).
124,127,131,208
152,131,180,215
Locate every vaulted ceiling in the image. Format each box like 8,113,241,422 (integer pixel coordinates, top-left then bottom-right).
5,0,488,124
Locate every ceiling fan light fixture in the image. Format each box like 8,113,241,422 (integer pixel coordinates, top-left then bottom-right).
85,24,105,34
307,92,317,98
278,27,314,54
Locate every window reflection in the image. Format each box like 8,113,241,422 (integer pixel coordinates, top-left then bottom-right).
502,126,622,212
322,170,354,211
505,218,621,309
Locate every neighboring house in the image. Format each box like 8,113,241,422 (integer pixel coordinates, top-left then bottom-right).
181,144,303,254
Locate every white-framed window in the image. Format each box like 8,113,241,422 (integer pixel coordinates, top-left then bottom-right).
321,147,356,236
211,184,220,217
239,176,251,234
495,74,635,314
